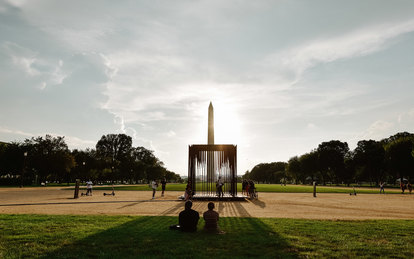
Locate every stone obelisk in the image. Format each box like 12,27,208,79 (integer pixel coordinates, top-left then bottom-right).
207,102,214,187
208,102,214,145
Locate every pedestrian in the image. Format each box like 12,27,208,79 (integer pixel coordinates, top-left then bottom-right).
151,180,158,199
242,179,247,195
400,180,406,194
216,177,224,198
248,179,256,198
245,180,250,197
86,180,93,196
379,181,385,194
408,182,412,194
161,178,167,197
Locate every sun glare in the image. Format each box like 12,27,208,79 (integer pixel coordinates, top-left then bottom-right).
213,102,242,145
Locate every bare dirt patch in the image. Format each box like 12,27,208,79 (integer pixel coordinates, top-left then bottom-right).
1,187,413,220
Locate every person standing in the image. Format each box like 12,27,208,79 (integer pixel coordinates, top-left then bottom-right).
161,178,167,197
379,181,385,194
400,180,406,194
151,180,158,199
408,182,412,194
216,177,224,198
203,202,221,233
242,179,247,195
86,180,93,196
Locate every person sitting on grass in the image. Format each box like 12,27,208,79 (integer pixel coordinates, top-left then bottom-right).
184,181,193,201
203,202,224,234
178,200,199,232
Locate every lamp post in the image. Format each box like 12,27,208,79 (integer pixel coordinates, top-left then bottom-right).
112,166,114,184
82,161,86,184
20,151,28,188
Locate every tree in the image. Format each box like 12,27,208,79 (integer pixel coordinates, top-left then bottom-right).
0,142,24,176
24,135,75,184
299,151,320,184
132,146,162,182
287,156,302,184
164,170,182,182
96,134,133,180
383,133,414,182
71,149,98,181
352,140,385,184
249,162,286,183
317,140,349,184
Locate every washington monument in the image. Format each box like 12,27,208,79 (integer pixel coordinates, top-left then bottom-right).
208,102,214,145
207,102,214,184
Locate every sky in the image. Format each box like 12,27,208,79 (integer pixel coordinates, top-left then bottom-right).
1,0,414,176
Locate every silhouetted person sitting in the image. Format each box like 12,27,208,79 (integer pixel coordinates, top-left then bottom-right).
178,200,199,232
203,202,220,232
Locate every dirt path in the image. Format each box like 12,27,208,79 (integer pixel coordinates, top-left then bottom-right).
1,187,413,220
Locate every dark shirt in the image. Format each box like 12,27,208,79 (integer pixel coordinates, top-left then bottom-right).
161,180,167,190
179,209,199,232
203,210,219,231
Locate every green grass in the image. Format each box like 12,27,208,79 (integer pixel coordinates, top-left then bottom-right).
0,214,413,258
90,183,402,194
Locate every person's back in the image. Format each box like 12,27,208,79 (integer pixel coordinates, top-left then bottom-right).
203,202,219,232
179,201,199,232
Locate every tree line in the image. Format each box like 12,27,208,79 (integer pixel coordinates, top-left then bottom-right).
243,132,414,186
0,134,181,185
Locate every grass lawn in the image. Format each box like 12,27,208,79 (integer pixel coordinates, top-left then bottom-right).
90,183,402,194
1,214,413,258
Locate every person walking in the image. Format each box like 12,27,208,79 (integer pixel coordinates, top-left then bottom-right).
161,178,167,197
408,182,412,194
379,181,385,194
151,180,158,199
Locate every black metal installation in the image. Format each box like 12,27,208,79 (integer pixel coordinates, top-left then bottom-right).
188,144,237,198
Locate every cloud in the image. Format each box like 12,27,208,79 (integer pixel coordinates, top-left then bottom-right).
263,19,414,82
358,120,394,141
3,42,68,89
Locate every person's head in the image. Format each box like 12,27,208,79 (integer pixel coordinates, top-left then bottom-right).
208,202,215,210
185,200,193,210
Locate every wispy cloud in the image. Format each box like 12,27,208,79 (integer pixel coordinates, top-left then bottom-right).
264,19,414,83
357,120,394,142
3,42,68,89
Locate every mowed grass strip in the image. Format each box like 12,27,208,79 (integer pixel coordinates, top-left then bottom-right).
1,214,413,258
90,183,402,194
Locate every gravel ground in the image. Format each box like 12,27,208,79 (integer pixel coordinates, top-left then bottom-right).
1,187,413,220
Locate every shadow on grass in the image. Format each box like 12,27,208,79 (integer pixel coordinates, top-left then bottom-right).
39,216,298,258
